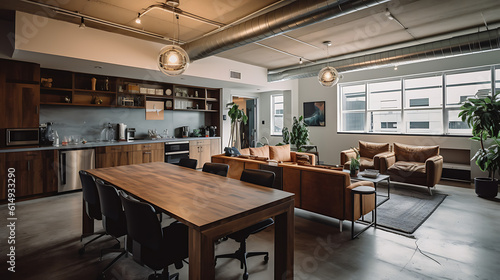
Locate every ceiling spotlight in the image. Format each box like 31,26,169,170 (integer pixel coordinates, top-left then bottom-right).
158,45,190,76
166,0,180,7
135,13,142,24
79,17,86,29
299,58,303,64
394,65,398,70
385,9,394,20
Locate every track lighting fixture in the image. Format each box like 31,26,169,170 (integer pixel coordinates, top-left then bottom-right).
135,13,141,24
79,17,86,29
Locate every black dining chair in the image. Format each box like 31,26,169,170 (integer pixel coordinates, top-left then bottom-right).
202,162,229,177
215,169,276,280
178,158,198,169
120,191,189,280
95,179,129,278
78,170,109,255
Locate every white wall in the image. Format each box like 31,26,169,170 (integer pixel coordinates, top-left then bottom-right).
298,49,500,168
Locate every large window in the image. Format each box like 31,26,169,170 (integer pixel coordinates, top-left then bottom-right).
271,94,284,135
339,66,498,135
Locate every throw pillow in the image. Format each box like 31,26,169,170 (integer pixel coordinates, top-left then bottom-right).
269,145,292,162
250,146,270,158
296,154,311,165
240,148,250,155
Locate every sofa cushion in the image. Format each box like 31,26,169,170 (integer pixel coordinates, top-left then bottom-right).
358,140,390,158
250,146,270,158
240,148,250,155
387,161,427,179
394,143,439,162
269,145,292,162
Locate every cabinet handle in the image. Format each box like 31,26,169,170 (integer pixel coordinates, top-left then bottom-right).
27,161,30,171
143,145,151,147
143,152,152,154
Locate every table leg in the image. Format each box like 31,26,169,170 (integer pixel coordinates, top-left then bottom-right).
189,227,214,280
274,201,294,280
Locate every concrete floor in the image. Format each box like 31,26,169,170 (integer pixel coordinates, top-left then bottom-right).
1,181,499,280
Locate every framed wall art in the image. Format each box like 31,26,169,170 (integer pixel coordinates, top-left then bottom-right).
303,101,325,126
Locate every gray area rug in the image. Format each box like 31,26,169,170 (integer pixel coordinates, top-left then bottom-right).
376,187,447,234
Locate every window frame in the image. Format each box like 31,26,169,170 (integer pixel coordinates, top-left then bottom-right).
270,94,284,136
338,65,498,136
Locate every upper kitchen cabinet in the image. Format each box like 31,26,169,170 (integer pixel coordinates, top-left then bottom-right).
0,59,40,84
0,60,40,129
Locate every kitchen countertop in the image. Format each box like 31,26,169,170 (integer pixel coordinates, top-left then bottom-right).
0,137,221,153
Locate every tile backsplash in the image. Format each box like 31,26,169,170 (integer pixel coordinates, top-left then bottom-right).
40,105,205,141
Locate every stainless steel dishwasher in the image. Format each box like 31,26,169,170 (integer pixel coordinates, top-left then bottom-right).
59,149,95,193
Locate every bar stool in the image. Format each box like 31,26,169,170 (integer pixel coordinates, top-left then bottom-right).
351,185,376,239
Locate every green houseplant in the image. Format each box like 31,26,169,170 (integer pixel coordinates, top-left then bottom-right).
459,90,500,198
282,116,310,151
227,103,248,149
349,147,360,176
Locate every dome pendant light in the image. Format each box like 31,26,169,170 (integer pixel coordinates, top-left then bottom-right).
158,10,189,76
318,41,340,87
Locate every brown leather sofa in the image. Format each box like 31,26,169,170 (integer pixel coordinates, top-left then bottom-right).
212,145,376,232
341,140,392,171
379,143,443,195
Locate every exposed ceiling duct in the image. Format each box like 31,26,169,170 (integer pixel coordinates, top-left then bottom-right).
182,0,391,61
268,28,500,82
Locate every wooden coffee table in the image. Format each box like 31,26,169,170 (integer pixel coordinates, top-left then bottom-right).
343,169,390,205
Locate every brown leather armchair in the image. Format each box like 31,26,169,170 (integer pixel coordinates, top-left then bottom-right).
341,140,392,171
379,143,443,195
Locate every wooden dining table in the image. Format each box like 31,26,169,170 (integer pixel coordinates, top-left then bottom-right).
85,162,295,280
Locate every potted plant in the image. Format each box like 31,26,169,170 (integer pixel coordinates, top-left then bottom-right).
459,90,500,198
281,116,310,151
227,103,248,150
349,147,360,176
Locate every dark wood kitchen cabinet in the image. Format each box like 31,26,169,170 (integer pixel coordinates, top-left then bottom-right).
130,143,164,164
96,143,164,168
2,83,40,128
0,60,40,129
0,150,58,201
96,145,134,168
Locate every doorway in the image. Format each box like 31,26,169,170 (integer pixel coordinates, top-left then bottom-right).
232,96,257,148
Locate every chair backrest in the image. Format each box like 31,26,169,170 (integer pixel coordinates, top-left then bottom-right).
120,192,163,252
240,169,275,188
95,179,127,238
202,163,229,177
178,158,198,169
79,170,102,221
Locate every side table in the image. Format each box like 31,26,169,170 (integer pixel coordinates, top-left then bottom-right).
351,185,376,239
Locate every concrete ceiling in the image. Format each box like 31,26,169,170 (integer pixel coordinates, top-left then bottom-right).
3,0,500,72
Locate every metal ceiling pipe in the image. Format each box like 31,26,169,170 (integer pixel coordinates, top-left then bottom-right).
268,28,500,82
182,0,390,61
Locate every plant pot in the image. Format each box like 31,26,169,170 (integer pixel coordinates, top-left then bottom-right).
474,177,499,198
350,169,359,177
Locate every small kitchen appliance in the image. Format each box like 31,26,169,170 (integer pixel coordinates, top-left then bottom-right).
118,123,127,141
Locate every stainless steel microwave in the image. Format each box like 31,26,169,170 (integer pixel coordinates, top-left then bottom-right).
6,128,39,146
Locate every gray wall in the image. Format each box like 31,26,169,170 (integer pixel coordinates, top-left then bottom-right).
40,105,205,141
298,49,500,172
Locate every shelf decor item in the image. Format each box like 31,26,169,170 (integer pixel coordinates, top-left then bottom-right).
91,77,96,91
